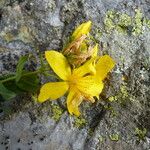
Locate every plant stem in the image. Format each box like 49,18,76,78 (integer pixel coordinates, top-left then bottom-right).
42,72,60,79
0,68,58,83
0,76,16,84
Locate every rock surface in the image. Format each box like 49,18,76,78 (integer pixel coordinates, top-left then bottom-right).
0,0,150,150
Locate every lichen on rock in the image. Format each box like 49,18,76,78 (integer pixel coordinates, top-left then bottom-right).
0,0,150,150
104,8,150,36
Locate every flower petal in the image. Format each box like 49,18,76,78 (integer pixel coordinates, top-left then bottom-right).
77,75,104,98
73,57,96,77
92,44,98,57
67,89,83,116
45,51,71,80
71,21,92,40
96,55,115,80
38,82,69,103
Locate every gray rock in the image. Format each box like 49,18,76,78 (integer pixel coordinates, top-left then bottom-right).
0,0,150,150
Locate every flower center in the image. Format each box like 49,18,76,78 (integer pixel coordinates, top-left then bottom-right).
67,74,81,89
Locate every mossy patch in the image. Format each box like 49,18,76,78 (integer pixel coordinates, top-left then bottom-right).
143,19,150,28
109,133,119,141
135,128,147,140
1,26,32,43
104,105,118,117
108,84,129,105
104,9,150,36
88,128,94,136
132,9,143,36
116,13,132,34
118,14,132,27
74,116,86,128
106,84,132,116
108,96,117,102
120,85,128,99
93,27,103,42
104,10,116,32
51,104,63,121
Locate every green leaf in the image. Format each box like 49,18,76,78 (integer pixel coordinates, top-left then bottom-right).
4,80,24,94
16,55,28,82
0,74,15,80
0,83,16,100
16,73,40,93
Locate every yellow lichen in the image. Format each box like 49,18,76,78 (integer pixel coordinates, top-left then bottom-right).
74,116,86,128
135,128,147,140
132,9,143,35
104,11,116,32
51,104,63,121
109,133,119,141
104,9,147,36
143,19,150,28
118,14,132,27
108,96,117,102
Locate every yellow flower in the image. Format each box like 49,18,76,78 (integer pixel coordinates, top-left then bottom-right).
63,21,96,67
38,50,115,116
71,21,92,40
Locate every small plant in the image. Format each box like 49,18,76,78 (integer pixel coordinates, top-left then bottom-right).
135,128,147,140
0,21,115,116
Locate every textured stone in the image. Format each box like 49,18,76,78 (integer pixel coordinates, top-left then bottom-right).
0,0,150,150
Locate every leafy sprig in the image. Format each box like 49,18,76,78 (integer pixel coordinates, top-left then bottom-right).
0,21,115,117
0,54,56,101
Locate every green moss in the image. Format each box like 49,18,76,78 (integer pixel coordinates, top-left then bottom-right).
104,10,132,34
118,14,132,27
116,26,127,34
108,85,128,102
143,19,150,28
108,96,117,102
51,104,63,121
104,105,118,117
94,28,103,40
146,19,150,28
132,9,143,36
74,116,86,128
104,10,116,32
104,18,115,32
116,85,130,107
116,14,132,34
103,9,148,36
88,128,94,136
135,128,147,140
120,85,128,99
107,84,130,108
109,133,119,141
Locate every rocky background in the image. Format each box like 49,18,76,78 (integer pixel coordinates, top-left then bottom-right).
0,0,150,150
